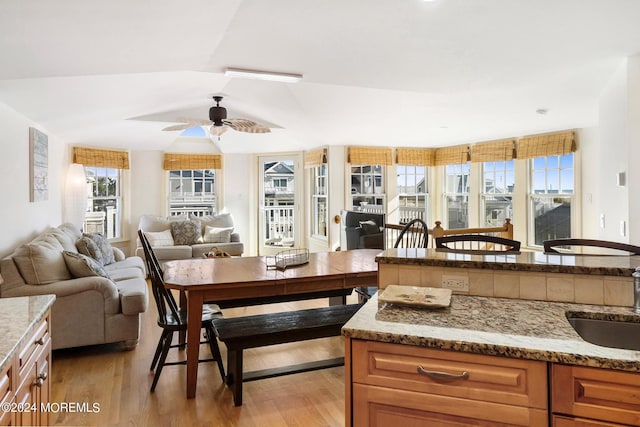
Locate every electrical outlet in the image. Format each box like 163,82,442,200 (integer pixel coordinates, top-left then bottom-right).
442,275,469,292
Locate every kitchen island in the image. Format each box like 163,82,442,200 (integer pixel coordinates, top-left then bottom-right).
0,295,55,427
343,290,640,426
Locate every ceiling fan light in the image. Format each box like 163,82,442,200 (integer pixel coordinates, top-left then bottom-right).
224,68,303,83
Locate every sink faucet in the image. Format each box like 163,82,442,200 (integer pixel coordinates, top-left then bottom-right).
633,267,640,314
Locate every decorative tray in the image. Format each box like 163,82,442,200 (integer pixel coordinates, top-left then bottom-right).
266,248,310,270
378,285,452,308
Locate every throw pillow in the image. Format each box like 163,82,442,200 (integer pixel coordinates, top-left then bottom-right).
199,213,234,232
62,251,110,279
203,226,233,243
76,236,105,265
84,233,115,265
359,220,380,235
13,236,72,285
145,229,175,247
171,219,202,245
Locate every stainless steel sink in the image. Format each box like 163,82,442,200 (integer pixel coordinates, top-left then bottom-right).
567,315,640,351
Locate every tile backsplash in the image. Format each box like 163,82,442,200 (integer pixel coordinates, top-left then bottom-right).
378,264,634,307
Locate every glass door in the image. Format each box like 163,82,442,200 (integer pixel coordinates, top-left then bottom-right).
258,154,302,255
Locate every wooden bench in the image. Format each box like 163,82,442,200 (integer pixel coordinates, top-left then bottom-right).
213,303,363,406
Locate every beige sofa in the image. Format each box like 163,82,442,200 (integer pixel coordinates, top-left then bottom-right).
0,223,148,350
135,213,244,263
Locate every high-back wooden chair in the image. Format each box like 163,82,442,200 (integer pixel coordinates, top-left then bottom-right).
543,238,640,255
393,218,430,249
435,234,521,253
138,230,225,391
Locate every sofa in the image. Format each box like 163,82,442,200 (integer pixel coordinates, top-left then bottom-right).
340,210,385,250
0,223,148,350
135,213,244,263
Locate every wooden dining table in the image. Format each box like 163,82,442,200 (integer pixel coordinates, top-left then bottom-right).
162,249,380,398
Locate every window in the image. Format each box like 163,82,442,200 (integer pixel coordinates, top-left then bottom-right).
443,163,470,229
529,154,574,246
351,165,385,213
481,160,514,227
311,165,328,238
397,165,428,224
273,178,288,189
84,167,122,239
168,169,216,217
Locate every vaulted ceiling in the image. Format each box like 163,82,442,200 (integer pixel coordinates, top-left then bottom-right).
1,0,639,153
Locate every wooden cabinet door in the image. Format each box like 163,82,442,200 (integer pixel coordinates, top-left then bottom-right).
14,363,37,427
552,364,640,426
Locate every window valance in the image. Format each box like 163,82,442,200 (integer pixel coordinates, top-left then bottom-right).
163,153,222,170
516,131,576,160
434,145,470,166
304,148,327,168
396,148,436,166
347,147,393,165
73,147,130,169
470,139,516,163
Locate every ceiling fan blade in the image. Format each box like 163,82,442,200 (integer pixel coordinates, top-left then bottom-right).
210,125,229,137
226,118,271,133
162,123,192,131
176,117,213,126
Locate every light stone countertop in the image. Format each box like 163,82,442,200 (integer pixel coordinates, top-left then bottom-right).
0,295,56,373
376,248,640,276
343,293,640,372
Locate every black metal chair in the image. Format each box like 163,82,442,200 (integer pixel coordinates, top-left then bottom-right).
393,218,430,249
435,234,521,253
543,238,640,255
138,230,226,391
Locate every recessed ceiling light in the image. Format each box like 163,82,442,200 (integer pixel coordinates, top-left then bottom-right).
224,68,303,83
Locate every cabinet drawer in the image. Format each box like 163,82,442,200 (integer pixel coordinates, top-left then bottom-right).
352,340,547,409
354,383,548,426
552,364,640,426
17,317,49,375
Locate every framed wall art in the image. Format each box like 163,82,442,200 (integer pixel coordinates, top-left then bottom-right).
29,127,48,202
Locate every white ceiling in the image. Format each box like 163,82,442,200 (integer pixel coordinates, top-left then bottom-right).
1,0,639,153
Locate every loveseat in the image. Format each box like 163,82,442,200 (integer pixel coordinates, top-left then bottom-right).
136,213,244,263
0,223,148,350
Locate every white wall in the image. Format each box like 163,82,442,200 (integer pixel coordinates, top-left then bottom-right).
0,102,66,258
628,54,640,243
221,153,254,255
597,58,633,242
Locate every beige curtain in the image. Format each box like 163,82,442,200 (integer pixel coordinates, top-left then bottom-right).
348,147,393,165
434,145,470,166
470,139,516,163
304,148,327,168
396,148,436,166
73,147,130,169
516,131,576,159
163,153,222,170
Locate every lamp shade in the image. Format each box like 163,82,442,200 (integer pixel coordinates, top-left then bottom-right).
63,163,87,230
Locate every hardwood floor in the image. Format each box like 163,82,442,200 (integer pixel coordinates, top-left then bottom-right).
50,284,353,426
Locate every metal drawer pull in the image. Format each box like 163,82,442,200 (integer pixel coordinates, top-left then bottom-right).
34,373,47,387
417,366,469,381
35,337,45,345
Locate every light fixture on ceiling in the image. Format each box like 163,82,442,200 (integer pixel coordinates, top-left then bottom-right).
536,108,548,115
224,68,303,83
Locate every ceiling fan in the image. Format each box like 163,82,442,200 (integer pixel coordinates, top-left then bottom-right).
162,96,271,137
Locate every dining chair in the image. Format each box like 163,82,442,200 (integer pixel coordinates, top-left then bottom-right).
393,218,430,249
543,238,640,255
138,230,226,391
435,234,521,253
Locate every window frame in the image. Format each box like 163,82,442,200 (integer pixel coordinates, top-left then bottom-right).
84,166,123,240
396,164,429,224
481,160,515,228
167,169,217,217
311,164,328,239
350,164,386,213
526,153,575,247
442,162,470,229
